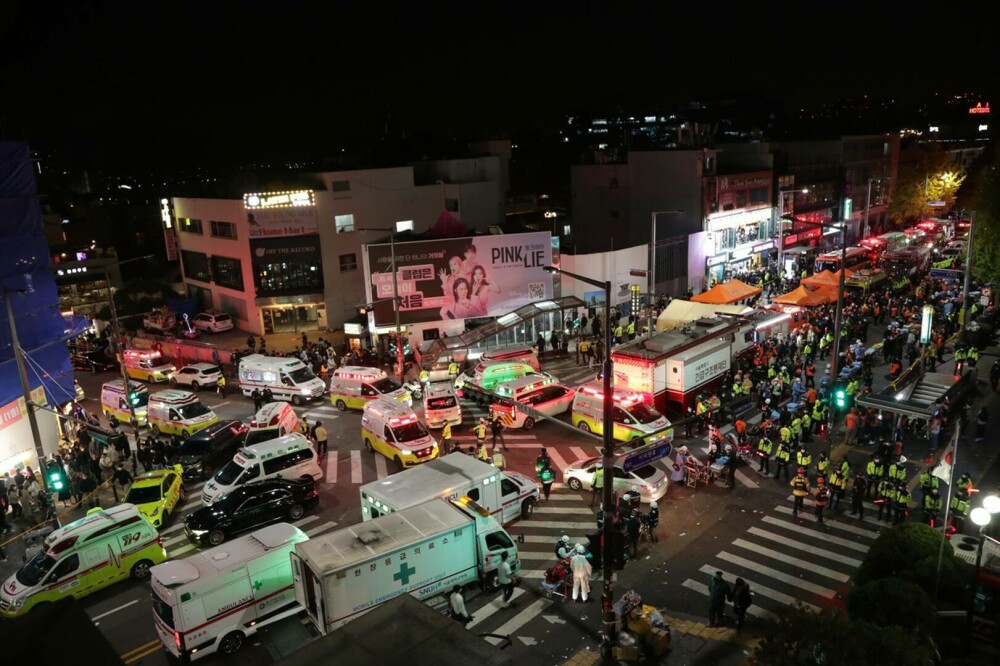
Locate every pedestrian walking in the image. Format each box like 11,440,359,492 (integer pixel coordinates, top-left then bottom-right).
570,545,592,602
539,463,555,500
247,335,256,352
449,585,472,624
589,466,604,507
314,421,328,456
490,414,507,451
707,571,731,627
497,551,515,609
731,577,753,631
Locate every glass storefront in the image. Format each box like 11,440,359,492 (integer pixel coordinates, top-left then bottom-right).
261,303,325,334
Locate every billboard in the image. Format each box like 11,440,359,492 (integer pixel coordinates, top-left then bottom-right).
243,190,317,239
364,232,553,326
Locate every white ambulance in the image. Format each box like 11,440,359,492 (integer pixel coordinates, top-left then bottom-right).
100,379,149,426
360,399,438,469
245,402,300,447
147,389,219,439
150,523,309,661
570,380,673,446
201,433,322,505
328,366,411,411
422,381,462,428
237,354,326,406
492,374,574,430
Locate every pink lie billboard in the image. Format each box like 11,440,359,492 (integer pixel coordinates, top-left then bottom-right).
363,231,554,326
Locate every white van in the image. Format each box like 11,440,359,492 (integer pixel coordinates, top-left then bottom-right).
360,399,438,469
423,381,462,428
237,354,326,406
570,380,673,446
0,504,167,618
328,366,411,411
148,389,219,439
150,523,309,661
479,345,540,372
101,379,150,426
201,433,321,505
245,402,300,447
492,374,574,430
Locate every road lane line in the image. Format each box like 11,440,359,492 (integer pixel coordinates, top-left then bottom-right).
747,527,863,567
375,454,388,479
121,640,161,659
466,588,526,629
91,599,140,622
305,521,338,537
351,451,363,484
159,521,187,536
716,551,838,597
546,449,572,476
761,517,871,553
161,533,188,548
773,506,881,538
170,543,197,558
570,446,591,461
532,506,594,515
485,597,551,645
735,469,759,488
517,520,594,530
731,539,850,582
697,564,821,612
124,643,162,665
180,497,202,510
681,580,776,619
325,450,338,484
293,515,321,529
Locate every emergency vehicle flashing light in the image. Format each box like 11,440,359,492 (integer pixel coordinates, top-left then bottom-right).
125,349,162,361
496,376,555,397
580,386,642,406
389,414,418,427
335,369,387,381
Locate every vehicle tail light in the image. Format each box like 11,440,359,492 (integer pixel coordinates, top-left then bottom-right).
157,536,164,547
174,630,184,651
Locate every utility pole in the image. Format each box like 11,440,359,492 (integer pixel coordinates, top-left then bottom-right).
960,210,977,329
360,228,406,380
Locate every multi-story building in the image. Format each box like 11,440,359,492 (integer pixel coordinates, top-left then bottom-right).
169,156,504,335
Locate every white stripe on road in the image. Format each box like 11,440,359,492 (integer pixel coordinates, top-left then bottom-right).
170,543,197,558
375,454,388,479
697,564,821,613
293,515,321,529
746,527,863,567
485,598,551,645
570,446,592,461
546,449,572,477
517,551,566,561
467,588,526,629
735,469,760,489
518,520,595,530
513,534,590,544
681,580,776,620
160,521,187,536
305,521,338,537
325,451,338,484
91,599,140,623
181,498,202,510
731,539,850,582
532,506,594,515
161,533,188,548
773,506,881,538
715,551,838,598
760,517,870,553
351,451,363,484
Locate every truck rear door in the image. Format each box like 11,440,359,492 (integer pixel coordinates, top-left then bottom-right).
292,554,325,633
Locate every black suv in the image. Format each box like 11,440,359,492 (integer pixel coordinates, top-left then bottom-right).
170,419,246,481
184,477,319,546
71,350,118,373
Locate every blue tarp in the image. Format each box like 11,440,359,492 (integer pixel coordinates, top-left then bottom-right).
0,142,76,408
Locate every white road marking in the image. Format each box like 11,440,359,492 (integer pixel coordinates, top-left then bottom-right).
761,516,871,553
351,451,363,484
570,446,592,461
731,539,850,582
532,506,593,515
517,520,595,530
180,498,202,511
159,522,187,536
325,451,338,483
375,455,388,479
746,527,863,567
485,598,551,645
697,564,820,612
681,580,776,619
305,521,338,537
546,449,573,477
170,543,197,558
466,588,526,629
161,533,188,548
91,599,140,623
213,402,232,409
773,506,881,538
514,534,589,543
715,551,838,597
735,469,759,488
293,515,321,529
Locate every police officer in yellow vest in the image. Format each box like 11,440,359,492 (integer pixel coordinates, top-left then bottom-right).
796,446,812,472
614,323,624,344
448,360,460,377
790,415,803,445
967,346,980,368
474,418,488,443
888,460,906,482
477,440,490,462
811,400,826,434
894,481,911,525
816,452,829,478
756,435,773,474
626,320,636,340
779,425,792,447
877,478,897,522
419,369,430,385
442,422,452,454
951,488,971,533
801,411,812,443
589,467,604,507
774,442,791,481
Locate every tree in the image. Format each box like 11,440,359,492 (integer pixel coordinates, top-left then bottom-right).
847,579,935,635
971,160,1000,286
888,145,961,225
751,607,934,666
96,279,179,323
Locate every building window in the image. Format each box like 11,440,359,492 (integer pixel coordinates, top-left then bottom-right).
395,220,413,233
335,214,355,233
210,220,238,240
339,253,358,272
211,255,244,291
563,224,572,236
181,218,203,234
445,198,459,212
331,180,351,192
181,250,211,283
750,187,769,205
254,262,323,297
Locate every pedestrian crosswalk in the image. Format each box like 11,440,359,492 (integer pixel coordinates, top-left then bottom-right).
678,497,881,621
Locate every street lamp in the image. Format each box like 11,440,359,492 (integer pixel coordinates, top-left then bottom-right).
648,210,685,302
969,497,999,633
544,264,616,655
359,227,405,381
774,188,809,281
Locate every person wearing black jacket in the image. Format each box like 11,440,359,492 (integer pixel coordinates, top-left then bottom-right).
731,577,752,630
851,473,867,520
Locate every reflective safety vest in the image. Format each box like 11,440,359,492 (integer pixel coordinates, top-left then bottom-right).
791,418,802,435
802,413,812,430
953,497,970,516
924,494,943,511
888,463,906,481
895,490,911,508
796,450,812,467
492,451,506,469
791,476,810,496
812,403,825,422
969,348,980,362
539,467,555,484
919,472,939,490
592,468,605,489
478,442,490,461
817,457,829,475
775,446,790,462
419,370,430,382
696,401,708,416
626,322,636,335
615,325,624,338
442,423,452,440
448,362,460,375
474,423,487,440
780,427,792,444
757,437,773,456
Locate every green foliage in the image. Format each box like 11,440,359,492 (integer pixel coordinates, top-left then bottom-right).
888,145,954,225
847,579,935,634
751,607,935,666
972,162,1000,286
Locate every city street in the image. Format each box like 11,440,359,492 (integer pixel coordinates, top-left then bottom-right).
9,342,997,666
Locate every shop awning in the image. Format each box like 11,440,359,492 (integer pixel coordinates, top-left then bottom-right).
801,269,853,288
772,285,828,307
690,279,762,305
655,299,753,332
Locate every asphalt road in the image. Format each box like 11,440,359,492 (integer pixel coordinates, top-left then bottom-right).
44,347,1000,665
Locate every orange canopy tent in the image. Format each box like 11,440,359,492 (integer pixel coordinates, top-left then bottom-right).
802,268,853,288
772,285,828,307
690,279,762,305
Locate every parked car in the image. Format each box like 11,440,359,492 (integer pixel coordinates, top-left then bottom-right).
183,477,319,546
562,457,669,503
170,419,247,481
192,310,234,333
169,363,223,390
71,350,118,373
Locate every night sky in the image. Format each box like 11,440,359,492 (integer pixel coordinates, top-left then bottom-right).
0,0,995,163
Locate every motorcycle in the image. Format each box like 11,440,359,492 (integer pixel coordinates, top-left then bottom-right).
403,378,423,401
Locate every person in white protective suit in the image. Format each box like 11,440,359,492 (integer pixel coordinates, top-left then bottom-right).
570,544,593,602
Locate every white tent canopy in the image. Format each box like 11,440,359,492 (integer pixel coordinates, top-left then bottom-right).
655,299,753,332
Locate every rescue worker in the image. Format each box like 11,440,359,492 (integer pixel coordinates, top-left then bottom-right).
829,468,846,511
865,456,884,499
696,397,709,435
796,446,813,473
876,477,896,522
473,418,488,445
779,424,792,449
538,462,555,500
556,535,574,560
888,458,906,483
893,480,911,525
734,418,748,445
570,544,593,603
816,452,829,479
791,467,811,517
589,466,604,507
419,368,430,386
951,488,970,534
536,448,552,475
954,346,966,375
774,442,791,481
839,458,851,479
814,476,831,523
216,374,226,397
956,471,974,494
756,433,773,475
441,422,452,455
491,447,506,470
790,412,803,445
851,473,867,519
968,346,980,368
801,410,812,443
923,487,943,526
812,400,827,434
477,440,490,463
919,466,939,502
626,320,636,340
448,360,460,377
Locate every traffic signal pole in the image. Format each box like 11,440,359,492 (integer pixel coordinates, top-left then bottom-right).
827,223,848,455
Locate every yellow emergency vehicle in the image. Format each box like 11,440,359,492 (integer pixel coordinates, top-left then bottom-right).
328,366,411,411
147,389,219,438
360,398,439,469
123,349,176,384
100,379,149,426
570,380,673,446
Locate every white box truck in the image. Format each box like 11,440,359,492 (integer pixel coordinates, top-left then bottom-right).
359,452,540,525
291,497,520,635
149,523,309,662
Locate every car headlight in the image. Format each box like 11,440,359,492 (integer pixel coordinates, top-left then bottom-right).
189,528,208,536
151,506,160,517
400,449,412,456
11,598,24,610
